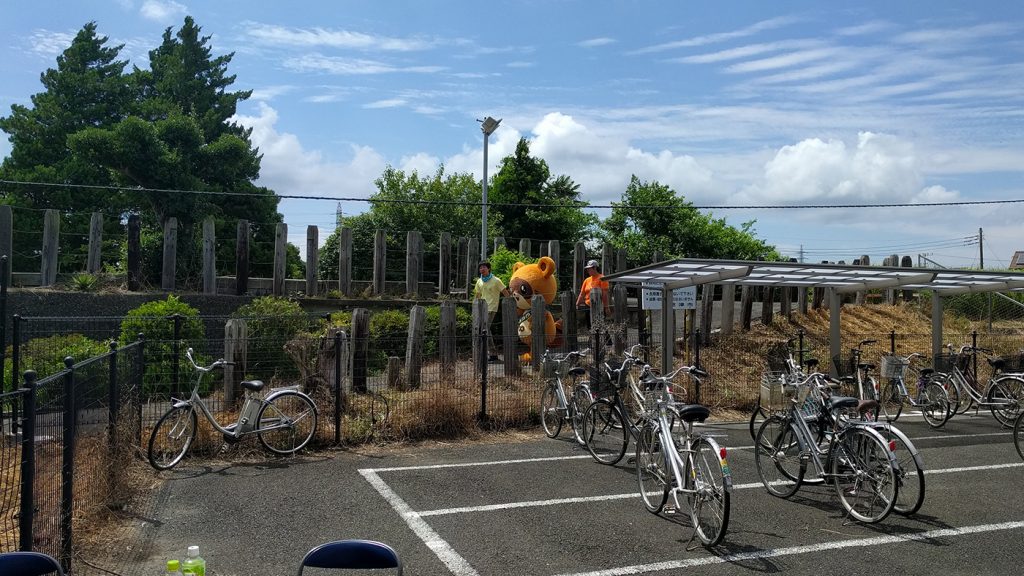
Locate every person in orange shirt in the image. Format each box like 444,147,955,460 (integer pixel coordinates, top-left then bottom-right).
575,259,610,331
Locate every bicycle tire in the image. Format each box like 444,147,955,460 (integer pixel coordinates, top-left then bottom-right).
148,405,197,470
830,426,897,523
582,399,628,465
988,377,1024,427
934,373,967,417
748,401,767,442
635,423,669,513
570,383,594,446
753,416,803,498
875,425,925,516
879,381,903,422
257,391,318,455
540,383,562,438
1014,410,1024,461
920,382,951,428
689,436,731,547
865,376,880,420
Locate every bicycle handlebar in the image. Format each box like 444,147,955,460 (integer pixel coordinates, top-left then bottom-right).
185,347,228,372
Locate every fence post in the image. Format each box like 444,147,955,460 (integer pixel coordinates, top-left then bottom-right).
161,217,177,291
573,242,586,294
693,329,702,405
440,301,456,368
901,255,914,301
519,238,531,257
478,314,489,423
372,230,386,296
890,330,896,354
108,340,118,450
855,255,870,304
0,205,12,285
306,225,319,297
548,240,560,278
224,319,247,405
740,285,753,330
273,222,287,296
87,212,103,274
560,291,576,352
466,238,479,299
135,334,145,442
60,357,75,573
439,232,451,296
700,285,714,345
406,231,421,297
601,244,613,278
798,329,805,367
127,215,142,291
202,216,216,294
616,248,627,274
334,330,343,445
352,309,369,393
472,299,487,375
338,226,352,297
761,286,774,326
531,295,546,372
406,305,425,390
171,314,182,397
0,256,7,398
720,284,735,335
12,314,22,435
501,297,520,375
236,219,250,296
41,209,60,286
19,370,37,551
613,284,627,356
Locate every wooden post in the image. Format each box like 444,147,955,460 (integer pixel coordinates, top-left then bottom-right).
812,261,828,309
305,225,318,297
406,230,421,297
202,217,216,294
386,357,402,390
127,215,142,291
466,238,479,298
856,254,870,304
223,319,248,405
439,232,451,296
440,300,457,368
456,237,467,292
159,217,177,290
560,290,577,352
539,243,548,258
700,285,714,345
573,241,586,294
501,297,520,375
472,299,487,374
351,308,369,393
616,248,627,274
373,229,386,296
87,212,102,274
653,250,664,263
740,285,753,330
613,283,627,356
590,286,605,351
40,209,60,286
273,222,286,296
720,284,735,335
547,240,560,277
493,236,505,255
235,219,250,296
405,305,425,389
531,295,546,372
601,244,613,276
901,255,914,301
887,253,899,304
338,226,352,296
761,286,775,325
519,238,531,257
0,205,11,285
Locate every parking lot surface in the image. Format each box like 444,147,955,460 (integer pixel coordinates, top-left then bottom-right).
138,413,1024,575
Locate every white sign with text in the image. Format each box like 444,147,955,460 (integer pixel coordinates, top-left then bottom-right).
641,283,697,310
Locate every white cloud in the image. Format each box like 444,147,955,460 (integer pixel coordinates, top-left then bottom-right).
26,29,75,59
578,37,616,48
284,53,445,75
631,16,801,54
243,22,437,52
506,61,534,68
140,0,187,22
363,98,407,109
249,85,296,101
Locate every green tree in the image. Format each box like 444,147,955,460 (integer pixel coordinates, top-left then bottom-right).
489,137,595,243
602,176,778,265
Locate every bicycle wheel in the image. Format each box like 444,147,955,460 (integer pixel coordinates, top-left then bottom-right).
1014,410,1024,461
148,405,197,470
635,423,669,513
753,416,803,498
830,427,897,523
582,399,628,465
570,383,594,446
748,401,767,442
919,382,951,428
879,381,903,422
875,425,925,516
689,437,731,547
864,377,880,420
540,383,562,438
257,391,318,455
989,377,1024,427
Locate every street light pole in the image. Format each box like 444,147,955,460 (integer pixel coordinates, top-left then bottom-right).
478,116,501,259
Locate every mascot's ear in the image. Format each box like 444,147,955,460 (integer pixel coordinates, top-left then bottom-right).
512,261,525,274
538,256,555,278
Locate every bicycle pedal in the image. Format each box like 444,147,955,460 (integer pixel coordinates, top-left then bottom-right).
664,505,677,515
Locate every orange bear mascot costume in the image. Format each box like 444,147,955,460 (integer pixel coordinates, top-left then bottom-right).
508,256,562,362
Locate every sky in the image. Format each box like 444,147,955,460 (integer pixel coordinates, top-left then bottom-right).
2,0,1023,269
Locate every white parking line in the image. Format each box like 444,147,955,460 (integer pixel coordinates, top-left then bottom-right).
550,520,1024,576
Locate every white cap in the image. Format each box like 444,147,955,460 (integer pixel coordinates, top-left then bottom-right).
187,545,200,557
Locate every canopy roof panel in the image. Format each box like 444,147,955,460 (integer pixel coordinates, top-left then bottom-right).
603,259,1024,295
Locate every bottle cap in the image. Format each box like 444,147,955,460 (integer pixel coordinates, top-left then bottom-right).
167,559,180,571
187,545,200,557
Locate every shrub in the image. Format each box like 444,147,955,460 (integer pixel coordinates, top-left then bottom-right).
369,309,410,371
489,246,533,286
423,305,473,356
4,334,110,407
70,272,99,292
232,296,314,382
119,295,205,395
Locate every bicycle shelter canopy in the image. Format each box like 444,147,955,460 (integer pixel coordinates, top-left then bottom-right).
603,258,1024,374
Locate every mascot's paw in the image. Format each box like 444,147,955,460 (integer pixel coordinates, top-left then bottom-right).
520,352,533,363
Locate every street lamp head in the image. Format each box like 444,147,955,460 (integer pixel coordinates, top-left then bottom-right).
478,116,502,136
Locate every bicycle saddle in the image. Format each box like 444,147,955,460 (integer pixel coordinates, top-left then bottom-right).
987,357,1006,371
857,363,876,370
242,380,265,392
674,404,710,423
803,358,819,369
827,395,860,411
920,368,934,377
568,367,586,377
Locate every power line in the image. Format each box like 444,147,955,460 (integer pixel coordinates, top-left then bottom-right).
3,179,1023,210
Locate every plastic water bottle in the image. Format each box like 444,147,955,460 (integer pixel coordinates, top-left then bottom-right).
165,559,181,574
181,545,206,576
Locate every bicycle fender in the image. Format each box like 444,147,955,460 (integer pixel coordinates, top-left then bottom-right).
703,437,733,490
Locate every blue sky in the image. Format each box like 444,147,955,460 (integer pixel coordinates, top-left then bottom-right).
2,1,1023,268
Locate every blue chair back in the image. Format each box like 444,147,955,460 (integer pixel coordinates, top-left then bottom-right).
0,551,65,575
297,540,402,575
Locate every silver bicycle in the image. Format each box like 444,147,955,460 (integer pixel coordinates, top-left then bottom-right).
934,344,1024,426
148,348,319,470
539,348,592,445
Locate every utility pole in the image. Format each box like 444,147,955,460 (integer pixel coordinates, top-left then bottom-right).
979,227,984,269
799,244,804,263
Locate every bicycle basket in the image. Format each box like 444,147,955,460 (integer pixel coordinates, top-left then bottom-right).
590,363,618,396
880,354,910,379
760,371,788,411
796,384,821,421
1003,353,1024,373
934,353,962,373
542,353,577,379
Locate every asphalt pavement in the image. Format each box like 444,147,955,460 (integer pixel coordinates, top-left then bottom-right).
120,412,1024,576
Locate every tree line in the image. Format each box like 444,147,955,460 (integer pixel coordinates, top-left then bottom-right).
0,17,778,290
